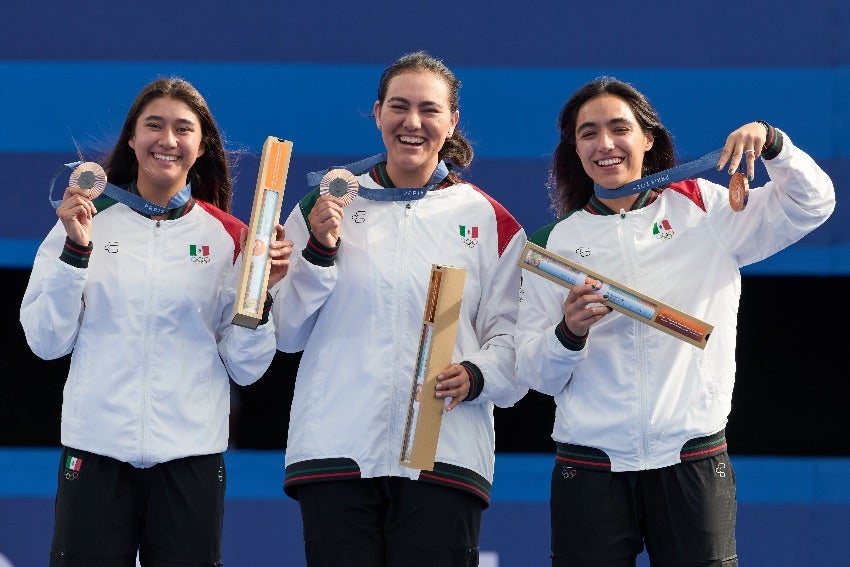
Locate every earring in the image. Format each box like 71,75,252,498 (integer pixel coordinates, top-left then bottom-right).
447,130,454,137
377,123,382,131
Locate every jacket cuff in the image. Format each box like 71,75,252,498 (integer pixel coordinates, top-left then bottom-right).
258,292,273,325
302,235,340,267
555,320,587,351
757,121,784,160
60,236,93,268
459,361,484,402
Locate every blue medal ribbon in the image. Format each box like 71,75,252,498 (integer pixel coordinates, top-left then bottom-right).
50,161,192,216
593,149,723,199
306,153,450,201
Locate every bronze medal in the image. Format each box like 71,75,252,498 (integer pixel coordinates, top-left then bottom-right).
728,171,749,212
69,162,107,199
319,168,359,206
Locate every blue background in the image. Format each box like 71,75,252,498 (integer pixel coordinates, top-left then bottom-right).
3,1,849,565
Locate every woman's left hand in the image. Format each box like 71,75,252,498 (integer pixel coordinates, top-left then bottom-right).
435,363,471,411
266,224,293,288
716,121,768,181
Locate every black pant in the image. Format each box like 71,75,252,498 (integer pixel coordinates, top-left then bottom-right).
50,447,225,566
297,477,483,567
550,454,738,566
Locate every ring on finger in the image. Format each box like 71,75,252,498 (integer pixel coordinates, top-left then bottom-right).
745,149,756,155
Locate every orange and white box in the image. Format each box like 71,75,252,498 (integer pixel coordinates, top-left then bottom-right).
519,242,712,349
232,136,293,329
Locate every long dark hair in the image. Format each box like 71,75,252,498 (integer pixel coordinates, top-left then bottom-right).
101,77,234,212
376,51,473,183
548,77,675,217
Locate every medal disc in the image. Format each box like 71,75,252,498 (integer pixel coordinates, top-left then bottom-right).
319,168,359,206
69,162,107,199
728,172,749,212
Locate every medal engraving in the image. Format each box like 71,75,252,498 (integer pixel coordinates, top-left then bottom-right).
69,162,107,199
319,168,359,206
728,172,749,212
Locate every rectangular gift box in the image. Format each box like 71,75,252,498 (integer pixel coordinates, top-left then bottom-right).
518,242,713,349
232,137,293,329
400,265,467,470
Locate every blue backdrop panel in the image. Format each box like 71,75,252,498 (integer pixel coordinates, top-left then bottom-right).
2,61,848,272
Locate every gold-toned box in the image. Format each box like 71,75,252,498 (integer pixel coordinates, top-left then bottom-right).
400,265,467,471
519,242,713,349
232,137,293,329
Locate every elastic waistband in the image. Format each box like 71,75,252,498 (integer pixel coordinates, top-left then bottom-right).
555,429,728,470
284,457,493,507
679,429,728,462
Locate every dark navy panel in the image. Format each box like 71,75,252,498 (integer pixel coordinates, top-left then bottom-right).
3,0,848,67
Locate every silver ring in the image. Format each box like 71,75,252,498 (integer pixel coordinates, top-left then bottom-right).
744,149,756,154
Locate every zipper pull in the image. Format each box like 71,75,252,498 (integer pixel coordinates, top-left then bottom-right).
619,208,626,219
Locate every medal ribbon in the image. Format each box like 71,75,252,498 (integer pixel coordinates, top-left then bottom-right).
50,161,192,216
307,153,450,201
594,149,723,199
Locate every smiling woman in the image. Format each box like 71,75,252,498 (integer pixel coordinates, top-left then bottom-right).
268,51,528,567
16,77,292,566
516,76,835,566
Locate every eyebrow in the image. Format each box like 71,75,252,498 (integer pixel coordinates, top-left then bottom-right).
386,96,443,108
142,114,197,126
577,116,632,133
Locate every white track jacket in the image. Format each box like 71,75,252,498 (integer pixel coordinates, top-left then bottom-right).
515,132,835,471
20,199,277,468
272,169,527,505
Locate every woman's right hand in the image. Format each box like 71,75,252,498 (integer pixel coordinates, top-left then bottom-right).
307,194,345,248
56,186,97,246
562,281,612,337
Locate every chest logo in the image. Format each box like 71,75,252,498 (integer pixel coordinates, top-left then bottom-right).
459,225,478,248
189,244,211,264
652,219,674,240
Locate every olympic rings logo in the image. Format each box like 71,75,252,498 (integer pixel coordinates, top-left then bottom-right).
64,470,79,480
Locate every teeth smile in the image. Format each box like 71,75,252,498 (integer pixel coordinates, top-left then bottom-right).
399,136,425,145
597,158,622,166
153,153,178,161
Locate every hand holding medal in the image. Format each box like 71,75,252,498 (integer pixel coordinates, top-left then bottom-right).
55,162,105,245
727,145,756,212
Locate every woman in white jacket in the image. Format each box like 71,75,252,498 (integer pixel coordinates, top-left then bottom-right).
20,77,291,566
270,51,527,567
515,77,835,566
